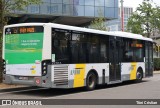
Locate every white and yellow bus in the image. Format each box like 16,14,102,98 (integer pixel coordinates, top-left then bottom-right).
2,23,153,90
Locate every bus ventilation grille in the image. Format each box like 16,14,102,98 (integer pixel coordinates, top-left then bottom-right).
54,65,68,86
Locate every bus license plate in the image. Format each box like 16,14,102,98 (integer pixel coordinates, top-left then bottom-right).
19,77,28,80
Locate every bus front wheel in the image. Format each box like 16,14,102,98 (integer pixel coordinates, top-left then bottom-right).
86,72,97,91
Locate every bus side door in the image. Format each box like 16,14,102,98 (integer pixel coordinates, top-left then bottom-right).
145,42,153,77
109,37,122,81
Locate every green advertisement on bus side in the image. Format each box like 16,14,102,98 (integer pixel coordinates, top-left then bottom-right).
5,33,43,64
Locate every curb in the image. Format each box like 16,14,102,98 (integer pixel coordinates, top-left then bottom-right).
0,86,40,93
154,71,160,74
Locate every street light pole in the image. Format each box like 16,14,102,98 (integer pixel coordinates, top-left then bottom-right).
120,0,124,32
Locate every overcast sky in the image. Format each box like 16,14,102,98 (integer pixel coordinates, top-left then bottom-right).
120,0,160,11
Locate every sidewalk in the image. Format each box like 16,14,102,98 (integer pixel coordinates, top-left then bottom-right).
0,83,25,89
153,70,160,74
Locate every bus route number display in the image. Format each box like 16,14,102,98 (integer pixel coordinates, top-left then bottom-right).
20,27,35,33
5,26,43,34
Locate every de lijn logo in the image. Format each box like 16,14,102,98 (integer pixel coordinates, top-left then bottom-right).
70,69,80,75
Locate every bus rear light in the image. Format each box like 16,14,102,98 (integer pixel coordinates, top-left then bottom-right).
41,60,51,76
43,62,46,66
36,78,40,84
43,71,46,74
2,59,6,74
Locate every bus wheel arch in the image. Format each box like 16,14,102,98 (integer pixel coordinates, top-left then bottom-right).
85,69,98,91
136,67,143,82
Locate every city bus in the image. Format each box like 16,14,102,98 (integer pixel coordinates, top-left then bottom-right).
2,23,153,90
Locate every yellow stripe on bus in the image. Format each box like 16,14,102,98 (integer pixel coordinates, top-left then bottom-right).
130,62,137,80
73,64,86,88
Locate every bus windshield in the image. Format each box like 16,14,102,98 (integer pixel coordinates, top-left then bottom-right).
4,26,44,64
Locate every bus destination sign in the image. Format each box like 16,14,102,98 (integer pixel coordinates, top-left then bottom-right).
5,26,43,34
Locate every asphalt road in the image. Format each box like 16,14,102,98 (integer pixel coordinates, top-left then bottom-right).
0,73,160,108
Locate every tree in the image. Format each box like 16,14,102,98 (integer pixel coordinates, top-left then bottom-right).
0,0,41,83
90,17,108,31
152,5,160,35
90,4,108,31
127,12,144,35
127,0,160,37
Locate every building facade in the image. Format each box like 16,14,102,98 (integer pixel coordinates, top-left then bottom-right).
8,0,119,26
106,7,133,31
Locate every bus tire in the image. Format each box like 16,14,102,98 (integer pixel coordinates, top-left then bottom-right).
86,72,97,91
136,69,143,83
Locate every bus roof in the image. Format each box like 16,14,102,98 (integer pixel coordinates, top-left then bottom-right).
4,23,153,42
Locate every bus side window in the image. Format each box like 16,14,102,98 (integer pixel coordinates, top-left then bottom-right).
52,29,70,64
123,39,134,62
100,43,108,63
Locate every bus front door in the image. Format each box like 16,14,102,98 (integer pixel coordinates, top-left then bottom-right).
145,42,153,77
109,37,121,82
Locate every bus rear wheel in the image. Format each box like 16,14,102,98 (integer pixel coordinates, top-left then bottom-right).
86,72,97,91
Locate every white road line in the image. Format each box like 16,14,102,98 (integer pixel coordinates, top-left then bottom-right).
0,88,48,95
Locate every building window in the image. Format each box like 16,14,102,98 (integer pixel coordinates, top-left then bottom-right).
105,7,115,17
63,4,67,13
85,0,94,6
95,0,105,6
63,4,73,15
73,0,84,5
48,5,59,13
95,6,104,17
51,5,58,13
73,5,84,16
63,0,73,4
51,0,62,3
85,6,94,16
105,0,115,7
30,6,39,13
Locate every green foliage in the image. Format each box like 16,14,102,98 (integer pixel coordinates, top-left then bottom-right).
2,0,41,14
154,58,160,70
127,12,144,35
127,0,160,37
90,4,108,31
90,17,108,31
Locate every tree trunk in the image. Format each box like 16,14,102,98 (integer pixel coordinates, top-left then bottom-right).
0,0,4,83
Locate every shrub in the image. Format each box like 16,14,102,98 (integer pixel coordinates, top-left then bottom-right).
154,58,160,70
